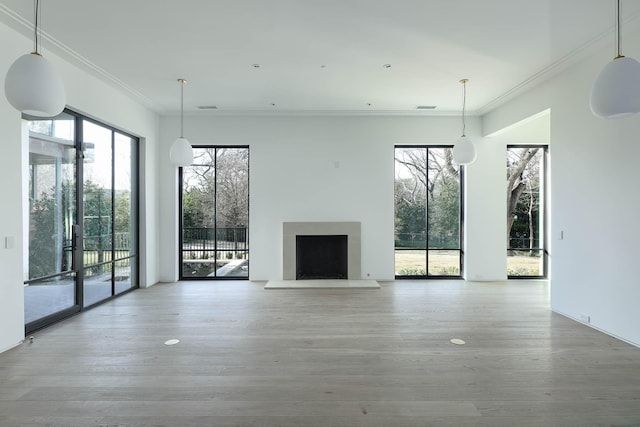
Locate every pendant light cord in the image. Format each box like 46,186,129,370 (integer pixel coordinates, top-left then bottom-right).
616,0,624,58
460,79,468,137
179,79,186,138
33,0,40,53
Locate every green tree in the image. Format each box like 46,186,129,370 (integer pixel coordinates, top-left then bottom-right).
394,147,460,248
428,175,460,248
83,180,111,265
29,181,75,279
182,148,248,229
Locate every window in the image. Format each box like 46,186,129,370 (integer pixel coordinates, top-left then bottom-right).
507,145,547,278
179,147,249,279
394,146,463,278
24,110,139,333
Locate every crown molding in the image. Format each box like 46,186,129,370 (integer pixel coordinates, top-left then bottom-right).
0,5,159,112
477,11,640,116
161,109,480,118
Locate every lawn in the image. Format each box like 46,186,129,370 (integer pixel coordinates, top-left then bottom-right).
395,250,542,276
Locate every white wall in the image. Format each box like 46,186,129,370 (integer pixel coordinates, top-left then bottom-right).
0,22,160,352
158,114,507,282
0,44,25,351
483,35,640,346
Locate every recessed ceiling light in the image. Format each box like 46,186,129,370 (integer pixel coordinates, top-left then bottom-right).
417,105,437,110
197,106,218,110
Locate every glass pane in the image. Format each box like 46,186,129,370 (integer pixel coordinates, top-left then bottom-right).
83,121,113,267
215,250,249,277
83,263,112,306
428,250,460,276
394,148,427,276
83,120,114,305
28,113,74,141
427,148,460,250
24,273,76,324
114,133,136,260
215,148,249,278
28,132,76,280
395,249,427,276
115,258,135,294
507,250,544,276
182,251,217,278
182,148,216,277
25,113,78,328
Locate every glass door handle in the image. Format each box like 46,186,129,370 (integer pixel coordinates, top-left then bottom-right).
71,224,79,272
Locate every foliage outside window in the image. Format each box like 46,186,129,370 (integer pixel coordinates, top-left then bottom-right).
394,146,462,278
180,147,249,279
507,146,547,278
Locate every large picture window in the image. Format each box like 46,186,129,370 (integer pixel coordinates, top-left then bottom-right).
507,145,548,278
394,146,463,278
179,146,249,279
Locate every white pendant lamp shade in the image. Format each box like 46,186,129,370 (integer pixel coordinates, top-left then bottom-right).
453,135,476,164
5,53,65,117
4,0,66,117
590,0,640,119
170,78,193,167
170,137,194,166
453,78,476,165
590,56,640,119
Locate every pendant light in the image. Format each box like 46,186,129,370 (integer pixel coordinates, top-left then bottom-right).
590,0,640,119
452,79,476,165
4,0,66,117
169,78,194,167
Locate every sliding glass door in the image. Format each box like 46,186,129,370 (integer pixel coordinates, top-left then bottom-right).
24,111,139,333
25,113,78,329
81,119,139,307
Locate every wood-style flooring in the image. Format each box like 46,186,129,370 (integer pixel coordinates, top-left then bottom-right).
1,280,639,427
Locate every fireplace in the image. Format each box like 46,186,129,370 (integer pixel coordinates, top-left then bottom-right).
296,235,348,280
282,222,361,280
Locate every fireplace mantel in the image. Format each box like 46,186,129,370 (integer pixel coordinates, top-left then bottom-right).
282,222,361,280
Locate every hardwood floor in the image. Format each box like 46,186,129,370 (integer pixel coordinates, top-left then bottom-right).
1,280,639,426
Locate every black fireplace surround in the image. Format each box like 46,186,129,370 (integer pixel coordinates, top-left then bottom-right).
296,235,348,280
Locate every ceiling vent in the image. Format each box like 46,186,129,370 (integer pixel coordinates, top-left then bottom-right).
197,106,218,110
417,105,437,110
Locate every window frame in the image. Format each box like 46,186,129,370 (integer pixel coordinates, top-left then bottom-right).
178,145,250,280
394,145,465,280
507,144,548,280
24,108,140,334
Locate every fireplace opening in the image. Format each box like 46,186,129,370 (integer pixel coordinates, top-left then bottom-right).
296,235,348,280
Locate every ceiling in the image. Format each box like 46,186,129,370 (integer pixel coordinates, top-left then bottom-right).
1,0,640,116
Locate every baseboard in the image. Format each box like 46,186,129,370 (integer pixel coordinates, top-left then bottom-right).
552,309,640,349
0,339,23,354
